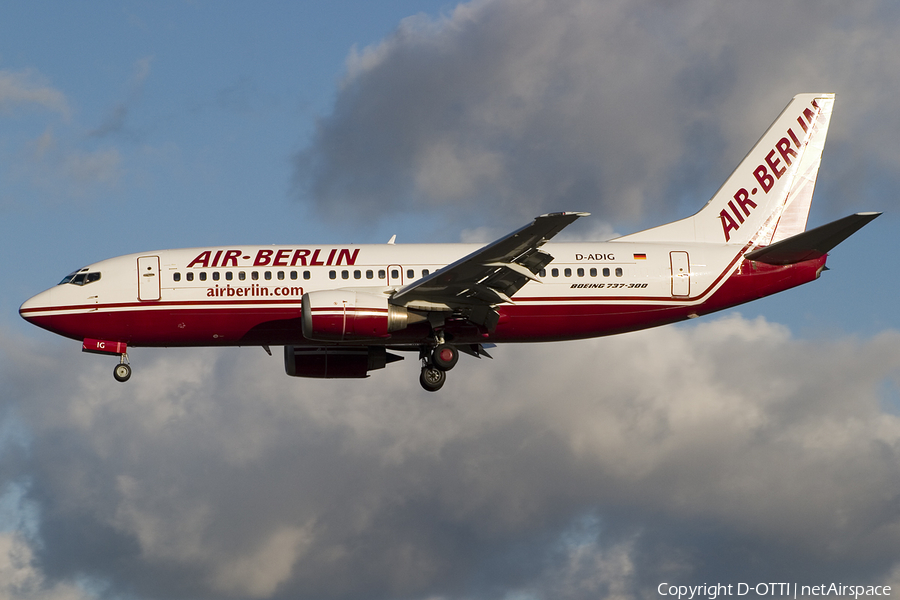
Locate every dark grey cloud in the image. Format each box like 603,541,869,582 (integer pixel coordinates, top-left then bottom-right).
295,0,900,232
88,56,152,140
3,313,900,599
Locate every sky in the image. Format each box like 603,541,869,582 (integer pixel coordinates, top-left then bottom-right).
2,1,900,599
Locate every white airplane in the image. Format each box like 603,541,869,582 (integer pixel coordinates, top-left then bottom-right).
20,93,879,391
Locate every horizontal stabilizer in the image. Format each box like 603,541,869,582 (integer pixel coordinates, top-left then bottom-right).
744,212,880,265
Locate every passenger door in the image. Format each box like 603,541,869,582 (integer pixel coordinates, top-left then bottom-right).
670,251,690,297
137,256,161,301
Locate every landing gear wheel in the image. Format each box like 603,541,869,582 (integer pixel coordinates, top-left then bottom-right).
419,366,446,392
431,344,459,371
113,363,132,383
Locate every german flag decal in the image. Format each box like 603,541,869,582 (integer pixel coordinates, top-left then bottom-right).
633,253,647,260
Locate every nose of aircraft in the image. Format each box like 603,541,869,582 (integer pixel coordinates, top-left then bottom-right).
19,287,56,330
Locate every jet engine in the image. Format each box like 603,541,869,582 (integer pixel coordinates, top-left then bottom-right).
284,345,402,378
301,290,422,341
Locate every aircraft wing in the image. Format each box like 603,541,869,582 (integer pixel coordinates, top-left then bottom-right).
391,212,589,327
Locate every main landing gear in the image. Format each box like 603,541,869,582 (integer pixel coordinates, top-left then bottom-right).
419,343,459,392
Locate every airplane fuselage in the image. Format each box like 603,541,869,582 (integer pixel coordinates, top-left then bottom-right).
20,240,824,348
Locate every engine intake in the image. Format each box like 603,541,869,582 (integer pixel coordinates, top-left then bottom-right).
284,346,402,378
301,290,421,341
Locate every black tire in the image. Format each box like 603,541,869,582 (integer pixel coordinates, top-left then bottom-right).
431,344,459,371
419,366,446,392
113,363,132,382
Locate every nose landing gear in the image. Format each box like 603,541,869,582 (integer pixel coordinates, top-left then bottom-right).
82,338,132,382
113,357,132,383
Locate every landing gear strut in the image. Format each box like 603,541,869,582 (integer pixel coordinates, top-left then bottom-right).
113,354,131,382
419,342,459,392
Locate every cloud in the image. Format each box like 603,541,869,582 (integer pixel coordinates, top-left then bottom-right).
295,0,900,231
17,129,122,198
0,69,69,118
4,312,900,599
89,56,153,139
0,532,94,600
1,62,127,207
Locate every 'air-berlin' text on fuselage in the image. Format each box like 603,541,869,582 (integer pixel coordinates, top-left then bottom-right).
719,99,822,242
186,248,361,269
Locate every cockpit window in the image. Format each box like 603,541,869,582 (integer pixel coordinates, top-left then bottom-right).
58,271,79,285
58,270,101,286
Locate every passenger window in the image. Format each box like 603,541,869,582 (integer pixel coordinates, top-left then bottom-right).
251,272,259,281
422,269,429,277
341,270,349,279
173,273,181,282
290,271,297,280
539,269,546,277
379,269,386,279
212,272,220,281
564,268,572,277
391,269,399,279
616,268,623,277
577,268,584,277
590,268,597,277
602,268,610,277
551,268,559,277
264,272,271,281
366,270,374,279
407,269,414,279
187,272,194,282
354,270,361,279
199,272,207,281
303,271,311,280
329,271,336,280
277,271,284,280
226,272,233,281
239,271,246,281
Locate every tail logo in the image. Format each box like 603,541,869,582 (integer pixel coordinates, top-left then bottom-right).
719,99,823,242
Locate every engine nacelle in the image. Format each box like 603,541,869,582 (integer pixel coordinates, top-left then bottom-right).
301,290,416,341
284,346,401,378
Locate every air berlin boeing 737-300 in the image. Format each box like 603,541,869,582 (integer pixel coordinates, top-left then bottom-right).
20,94,880,391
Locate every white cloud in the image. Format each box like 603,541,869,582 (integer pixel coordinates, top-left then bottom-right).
0,532,94,600
0,69,69,118
14,129,123,200
3,311,900,598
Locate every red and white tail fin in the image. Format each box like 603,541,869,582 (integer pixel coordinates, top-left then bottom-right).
616,93,835,246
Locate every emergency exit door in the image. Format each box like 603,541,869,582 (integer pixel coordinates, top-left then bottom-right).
670,251,690,297
137,256,161,301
